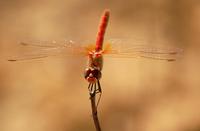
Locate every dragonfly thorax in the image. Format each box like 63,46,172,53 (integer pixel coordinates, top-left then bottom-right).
84,51,103,83
88,51,103,71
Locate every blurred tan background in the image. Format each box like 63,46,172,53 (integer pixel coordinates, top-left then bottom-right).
0,0,199,131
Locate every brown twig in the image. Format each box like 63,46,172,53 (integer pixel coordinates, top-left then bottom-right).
90,93,101,131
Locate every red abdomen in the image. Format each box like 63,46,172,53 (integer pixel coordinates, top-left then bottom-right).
95,10,110,52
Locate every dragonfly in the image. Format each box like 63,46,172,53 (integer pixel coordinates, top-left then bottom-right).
8,10,181,105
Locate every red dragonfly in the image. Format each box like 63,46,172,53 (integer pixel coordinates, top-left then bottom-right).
8,10,181,103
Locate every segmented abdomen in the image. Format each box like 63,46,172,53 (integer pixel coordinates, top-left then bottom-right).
95,10,110,52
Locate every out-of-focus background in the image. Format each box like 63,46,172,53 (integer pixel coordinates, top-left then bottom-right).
0,0,199,131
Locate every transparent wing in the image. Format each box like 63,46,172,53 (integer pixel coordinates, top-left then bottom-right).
7,39,88,62
103,39,183,61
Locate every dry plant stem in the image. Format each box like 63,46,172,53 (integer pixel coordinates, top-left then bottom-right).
90,93,101,131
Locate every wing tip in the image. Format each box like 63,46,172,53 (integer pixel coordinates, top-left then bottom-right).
167,59,176,62
8,59,17,62
20,42,28,46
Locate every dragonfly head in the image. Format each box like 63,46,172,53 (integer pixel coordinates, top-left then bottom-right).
84,67,101,83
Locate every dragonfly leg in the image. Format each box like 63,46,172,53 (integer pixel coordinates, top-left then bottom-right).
93,83,97,96
88,83,92,92
88,83,96,97
97,80,102,94
96,80,102,107
88,81,102,107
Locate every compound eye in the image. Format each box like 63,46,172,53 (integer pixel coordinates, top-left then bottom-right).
84,68,92,79
92,69,102,80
